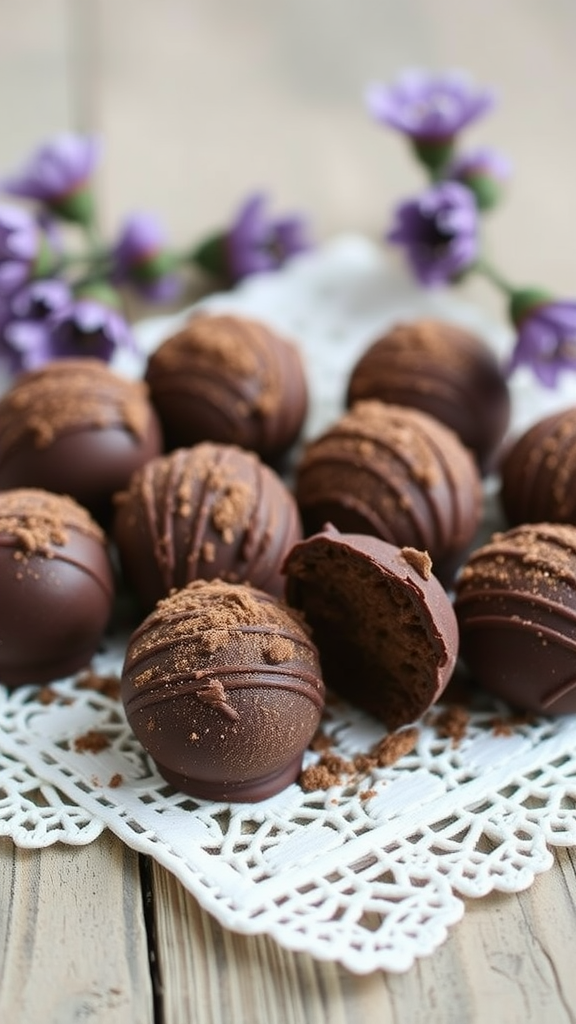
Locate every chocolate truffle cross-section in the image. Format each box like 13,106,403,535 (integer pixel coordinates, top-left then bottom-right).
283,527,458,729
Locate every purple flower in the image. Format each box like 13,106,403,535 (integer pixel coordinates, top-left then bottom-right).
3,135,100,225
387,181,479,286
447,147,511,184
2,279,72,371
112,213,181,302
226,192,311,282
508,300,576,387
366,70,495,142
0,204,40,296
47,294,134,363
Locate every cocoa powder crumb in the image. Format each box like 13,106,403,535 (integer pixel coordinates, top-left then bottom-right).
109,773,123,788
371,727,419,766
263,635,295,664
76,669,121,700
73,730,111,754
195,678,240,721
433,705,469,746
400,547,432,580
360,789,377,801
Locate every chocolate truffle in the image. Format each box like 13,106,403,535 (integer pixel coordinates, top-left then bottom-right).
144,313,308,463
0,488,114,688
121,580,325,802
283,526,458,729
0,359,163,526
346,319,511,472
295,400,482,585
500,406,576,527
454,523,576,714
114,442,302,610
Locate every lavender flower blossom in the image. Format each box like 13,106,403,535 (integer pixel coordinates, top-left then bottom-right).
387,181,479,286
46,294,134,363
112,213,181,302
227,192,311,281
2,279,72,371
366,70,495,142
193,192,312,285
0,205,40,296
508,299,576,387
3,135,100,225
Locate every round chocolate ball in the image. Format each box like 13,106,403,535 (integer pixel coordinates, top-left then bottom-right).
144,313,308,463
295,400,482,585
283,526,458,729
0,488,114,688
454,522,576,714
121,580,325,802
113,442,302,611
346,319,511,472
500,406,576,526
0,358,163,527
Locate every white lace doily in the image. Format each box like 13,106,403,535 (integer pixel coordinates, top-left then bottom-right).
2,235,576,975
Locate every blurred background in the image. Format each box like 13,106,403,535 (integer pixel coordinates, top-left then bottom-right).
1,0,576,316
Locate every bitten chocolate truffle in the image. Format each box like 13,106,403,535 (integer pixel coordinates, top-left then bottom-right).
113,442,302,610
454,523,576,714
0,359,163,526
0,488,114,688
144,313,308,462
346,319,511,472
500,406,576,526
121,580,325,802
283,526,458,729
295,400,482,585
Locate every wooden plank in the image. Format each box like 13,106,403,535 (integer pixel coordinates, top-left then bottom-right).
150,850,576,1023
0,834,154,1024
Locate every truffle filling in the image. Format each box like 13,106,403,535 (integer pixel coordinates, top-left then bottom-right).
287,543,446,729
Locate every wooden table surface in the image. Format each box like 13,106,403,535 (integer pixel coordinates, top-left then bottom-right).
2,3,576,1021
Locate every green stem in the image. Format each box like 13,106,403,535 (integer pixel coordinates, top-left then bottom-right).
474,258,516,296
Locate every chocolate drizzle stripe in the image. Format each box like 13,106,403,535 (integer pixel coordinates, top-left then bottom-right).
459,614,576,652
124,623,318,671
456,586,576,624
300,435,441,544
541,675,576,709
124,664,324,715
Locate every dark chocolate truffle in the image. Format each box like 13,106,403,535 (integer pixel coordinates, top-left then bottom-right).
144,313,308,462
0,358,163,526
295,400,482,584
454,523,576,714
283,526,458,729
113,442,302,610
500,406,576,526
0,488,114,688
121,580,325,802
346,319,511,472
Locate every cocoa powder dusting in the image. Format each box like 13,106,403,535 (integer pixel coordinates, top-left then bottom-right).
0,489,104,555
0,360,150,456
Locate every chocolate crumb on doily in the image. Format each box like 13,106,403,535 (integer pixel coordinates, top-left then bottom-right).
109,773,123,788
490,712,536,736
431,704,469,746
73,729,111,754
299,727,420,791
370,726,420,766
76,669,121,700
359,789,378,800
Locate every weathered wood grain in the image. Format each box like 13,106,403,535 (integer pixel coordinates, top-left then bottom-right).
0,835,153,1024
